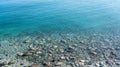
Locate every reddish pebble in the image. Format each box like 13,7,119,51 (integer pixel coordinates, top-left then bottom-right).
31,64,40,67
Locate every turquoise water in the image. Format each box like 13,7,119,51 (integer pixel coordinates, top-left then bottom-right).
0,0,120,36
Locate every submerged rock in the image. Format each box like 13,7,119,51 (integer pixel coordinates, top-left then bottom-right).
8,61,15,65
55,62,63,66
31,64,40,67
43,61,52,67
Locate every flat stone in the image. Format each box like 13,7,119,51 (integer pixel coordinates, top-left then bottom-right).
36,51,42,54
8,61,15,65
55,62,63,66
79,62,84,67
61,56,65,60
31,64,40,67
17,52,24,56
66,65,72,67
43,61,52,67
22,52,33,56
115,60,120,65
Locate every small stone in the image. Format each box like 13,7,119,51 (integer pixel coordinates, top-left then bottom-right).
60,40,66,44
65,46,74,53
31,64,40,67
115,60,120,65
43,61,52,67
90,51,97,56
55,62,63,66
95,63,100,67
36,51,42,55
59,49,64,53
17,52,24,56
79,62,84,67
66,57,70,61
75,63,79,67
0,60,7,66
106,59,116,66
29,46,39,51
8,61,15,65
61,56,65,60
54,46,58,48
66,65,72,67
22,52,32,56
80,60,85,63
23,39,31,43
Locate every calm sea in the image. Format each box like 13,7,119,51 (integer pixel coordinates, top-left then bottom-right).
0,0,120,36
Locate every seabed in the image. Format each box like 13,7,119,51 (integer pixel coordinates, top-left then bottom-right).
0,30,120,67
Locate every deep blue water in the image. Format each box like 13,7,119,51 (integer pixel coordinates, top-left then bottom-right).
0,0,120,36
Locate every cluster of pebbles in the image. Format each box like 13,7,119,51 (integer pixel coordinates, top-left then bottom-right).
0,32,120,67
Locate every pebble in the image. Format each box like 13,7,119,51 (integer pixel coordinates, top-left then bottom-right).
17,52,24,56
60,40,66,44
61,56,65,60
36,51,42,55
79,62,84,67
31,64,40,67
22,52,33,56
66,65,72,67
95,63,100,67
80,60,85,63
43,61,52,67
115,60,120,65
55,62,63,66
8,61,15,65
0,60,8,66
54,45,58,48
59,49,64,53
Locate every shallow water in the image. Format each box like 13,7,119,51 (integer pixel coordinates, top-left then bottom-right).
1,1,120,67
0,0,120,36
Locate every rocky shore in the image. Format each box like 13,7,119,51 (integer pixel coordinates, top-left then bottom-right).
0,32,120,67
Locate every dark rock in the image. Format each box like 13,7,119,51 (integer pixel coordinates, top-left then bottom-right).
22,52,33,56
60,40,66,44
8,61,15,65
65,47,74,53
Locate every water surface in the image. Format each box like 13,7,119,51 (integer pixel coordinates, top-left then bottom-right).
0,0,120,36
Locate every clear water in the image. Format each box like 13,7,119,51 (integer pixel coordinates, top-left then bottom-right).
0,0,120,36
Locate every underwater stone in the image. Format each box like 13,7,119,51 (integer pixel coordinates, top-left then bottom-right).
43,61,52,67
60,56,65,60
66,64,72,67
22,52,33,56
17,52,24,56
31,64,40,67
55,62,63,66
8,61,15,65
65,46,74,53
79,62,84,67
115,60,120,65
60,40,66,44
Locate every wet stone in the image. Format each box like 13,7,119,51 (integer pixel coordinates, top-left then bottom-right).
43,61,52,67
66,65,72,67
22,52,33,56
65,47,75,53
60,56,65,60
55,62,63,66
115,60,120,65
31,64,40,67
60,40,66,44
